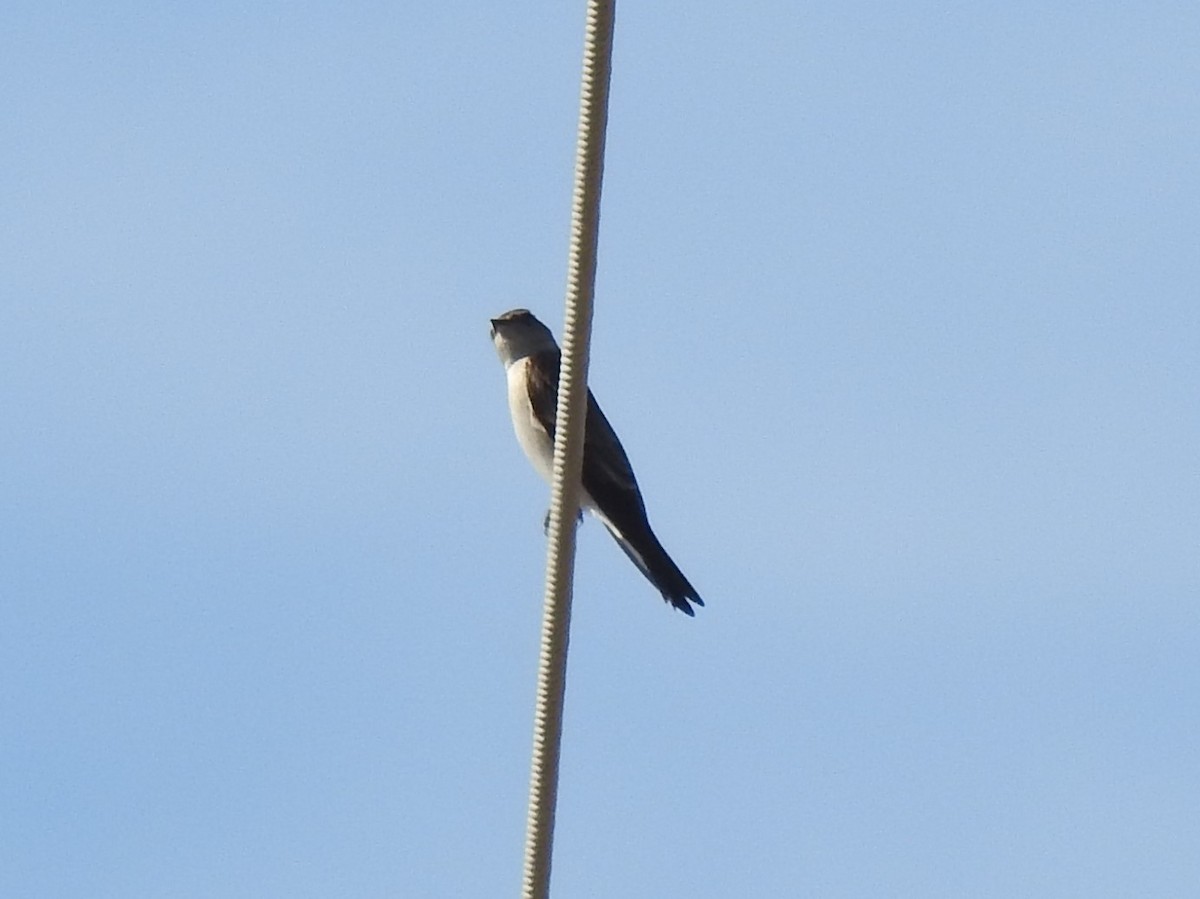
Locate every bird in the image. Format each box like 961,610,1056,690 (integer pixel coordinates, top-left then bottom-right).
489,308,704,615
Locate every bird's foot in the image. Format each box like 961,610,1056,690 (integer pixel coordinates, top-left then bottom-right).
543,508,584,536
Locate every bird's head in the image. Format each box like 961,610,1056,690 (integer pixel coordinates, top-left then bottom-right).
490,308,558,366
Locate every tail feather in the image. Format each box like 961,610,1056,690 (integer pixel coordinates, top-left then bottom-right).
605,522,704,616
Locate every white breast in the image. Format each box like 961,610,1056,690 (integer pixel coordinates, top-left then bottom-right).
506,357,556,483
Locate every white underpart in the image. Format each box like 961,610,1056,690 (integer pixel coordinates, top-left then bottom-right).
505,356,600,514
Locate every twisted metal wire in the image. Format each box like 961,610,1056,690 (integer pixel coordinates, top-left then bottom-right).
520,2,616,896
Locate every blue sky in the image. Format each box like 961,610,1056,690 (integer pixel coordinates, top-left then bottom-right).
2,3,1198,896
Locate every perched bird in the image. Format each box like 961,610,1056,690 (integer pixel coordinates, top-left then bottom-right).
490,308,704,615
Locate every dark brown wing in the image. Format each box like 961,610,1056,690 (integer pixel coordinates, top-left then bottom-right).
525,349,703,615
525,349,644,514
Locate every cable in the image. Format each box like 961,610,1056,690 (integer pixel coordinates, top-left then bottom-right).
519,2,616,897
